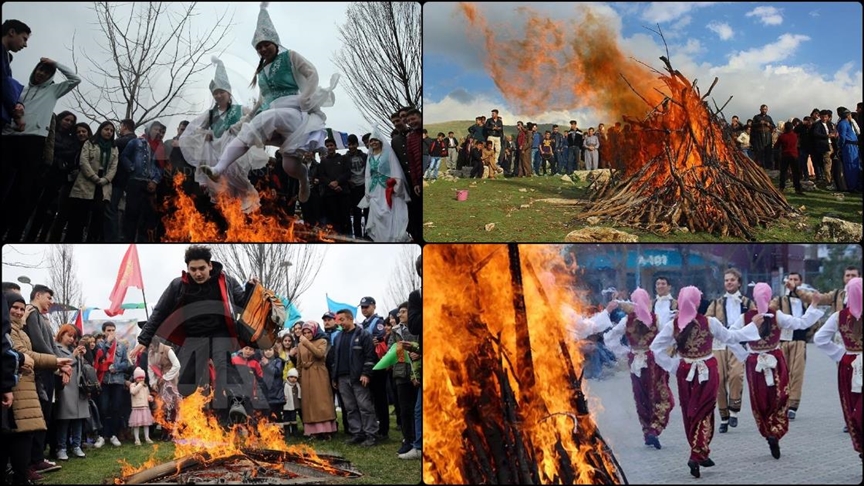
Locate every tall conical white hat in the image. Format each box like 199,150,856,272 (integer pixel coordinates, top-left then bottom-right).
252,2,280,49
209,56,232,94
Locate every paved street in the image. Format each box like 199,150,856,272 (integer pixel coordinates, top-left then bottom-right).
588,343,861,484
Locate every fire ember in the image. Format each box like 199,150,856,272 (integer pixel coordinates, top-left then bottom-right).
424,244,627,484
577,54,795,239
114,389,360,484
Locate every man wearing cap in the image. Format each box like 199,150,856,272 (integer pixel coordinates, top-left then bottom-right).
359,296,390,439
120,120,166,242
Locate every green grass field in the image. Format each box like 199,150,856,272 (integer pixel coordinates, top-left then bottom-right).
423,172,862,242
40,408,419,485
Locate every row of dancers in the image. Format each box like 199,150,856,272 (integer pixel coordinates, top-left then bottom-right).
582,273,862,479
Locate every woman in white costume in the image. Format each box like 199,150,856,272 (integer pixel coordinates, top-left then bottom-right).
180,57,270,213
200,2,339,205
358,131,411,241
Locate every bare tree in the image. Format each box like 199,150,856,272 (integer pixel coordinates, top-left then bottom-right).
1,245,47,270
69,2,234,127
212,244,328,308
333,2,421,135
384,245,422,311
47,245,83,328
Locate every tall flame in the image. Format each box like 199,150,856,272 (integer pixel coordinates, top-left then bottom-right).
118,388,342,479
424,244,623,484
458,2,665,119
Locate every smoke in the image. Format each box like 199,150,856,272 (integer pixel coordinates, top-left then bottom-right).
459,2,666,122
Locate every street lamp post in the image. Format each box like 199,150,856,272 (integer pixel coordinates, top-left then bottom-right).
281,261,293,300
17,275,33,296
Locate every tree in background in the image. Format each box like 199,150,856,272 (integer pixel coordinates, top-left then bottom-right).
69,1,233,127
212,244,327,308
48,245,82,328
334,2,421,136
811,244,862,292
385,245,422,309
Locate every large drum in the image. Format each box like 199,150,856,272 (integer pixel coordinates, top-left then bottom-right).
236,283,286,349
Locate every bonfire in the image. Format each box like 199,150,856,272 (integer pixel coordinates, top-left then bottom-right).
115,389,359,484
576,53,796,239
160,173,353,242
425,244,627,484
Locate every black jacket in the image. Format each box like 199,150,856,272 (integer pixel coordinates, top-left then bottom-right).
408,289,422,346
327,326,376,383
261,356,285,404
138,261,250,347
810,121,831,152
318,153,351,197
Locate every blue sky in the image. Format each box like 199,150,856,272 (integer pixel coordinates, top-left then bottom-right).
424,2,863,125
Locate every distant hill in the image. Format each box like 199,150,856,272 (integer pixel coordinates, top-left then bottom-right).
424,119,562,141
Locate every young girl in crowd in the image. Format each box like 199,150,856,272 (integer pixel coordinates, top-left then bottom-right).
261,346,286,424
128,368,154,445
283,368,302,437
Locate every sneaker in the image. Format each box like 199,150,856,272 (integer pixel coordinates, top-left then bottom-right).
94,436,105,448
145,438,154,444
729,416,738,428
135,440,141,446
56,450,69,461
719,422,728,433
398,448,421,460
33,461,61,473
645,434,661,450
110,435,122,447
787,409,796,420
27,468,44,482
71,447,86,458
397,442,413,455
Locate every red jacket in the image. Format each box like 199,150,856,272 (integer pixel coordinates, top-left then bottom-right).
407,128,423,187
776,132,798,159
231,354,263,380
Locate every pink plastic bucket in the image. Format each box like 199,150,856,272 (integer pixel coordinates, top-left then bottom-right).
456,190,468,201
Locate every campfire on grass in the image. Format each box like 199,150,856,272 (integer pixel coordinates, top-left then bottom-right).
114,389,360,484
424,244,627,485
576,53,796,239
160,173,356,243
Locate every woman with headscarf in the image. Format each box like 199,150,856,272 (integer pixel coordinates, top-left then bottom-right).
296,320,337,439
66,120,118,242
357,130,411,241
200,3,339,208
649,286,761,478
180,57,270,214
814,277,863,460
3,292,71,484
592,288,674,450
726,283,824,459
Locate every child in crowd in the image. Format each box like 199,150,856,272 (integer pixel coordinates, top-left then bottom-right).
261,346,286,424
128,368,154,445
540,131,554,175
283,368,302,437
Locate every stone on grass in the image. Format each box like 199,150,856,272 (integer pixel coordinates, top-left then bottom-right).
815,217,862,242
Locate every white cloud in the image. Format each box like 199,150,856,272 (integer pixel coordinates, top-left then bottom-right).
808,9,820,18
707,21,735,40
746,6,784,26
723,34,810,70
641,2,716,23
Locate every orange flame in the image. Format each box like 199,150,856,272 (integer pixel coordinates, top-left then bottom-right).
424,245,622,484
458,2,665,120
117,388,342,480
160,172,340,242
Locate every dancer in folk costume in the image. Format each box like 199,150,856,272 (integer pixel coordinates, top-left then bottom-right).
814,277,863,460
727,283,824,459
180,56,270,213
593,289,674,450
357,130,411,241
200,2,339,205
650,286,761,478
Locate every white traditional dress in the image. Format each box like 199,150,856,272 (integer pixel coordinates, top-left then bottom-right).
357,132,411,242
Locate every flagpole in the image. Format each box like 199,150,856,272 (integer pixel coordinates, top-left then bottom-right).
141,288,150,320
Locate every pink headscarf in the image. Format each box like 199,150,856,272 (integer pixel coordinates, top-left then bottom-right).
753,283,773,315
847,277,862,319
676,286,702,330
630,288,653,326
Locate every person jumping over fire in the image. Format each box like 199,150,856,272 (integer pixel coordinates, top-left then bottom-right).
649,286,761,479
199,2,339,206
592,288,674,450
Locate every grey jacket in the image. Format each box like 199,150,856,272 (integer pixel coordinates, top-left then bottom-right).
54,345,91,420
25,310,61,401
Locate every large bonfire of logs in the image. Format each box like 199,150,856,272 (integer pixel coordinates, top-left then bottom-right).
425,244,627,484
577,54,796,240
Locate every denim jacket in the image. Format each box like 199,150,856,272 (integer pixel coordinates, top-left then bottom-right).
120,137,163,184
96,339,131,386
